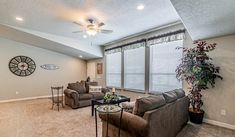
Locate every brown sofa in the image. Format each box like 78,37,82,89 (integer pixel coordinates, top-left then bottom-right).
99,89,189,137
64,81,110,109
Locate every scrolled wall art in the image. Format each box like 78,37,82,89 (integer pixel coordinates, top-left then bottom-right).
40,64,60,70
9,56,36,77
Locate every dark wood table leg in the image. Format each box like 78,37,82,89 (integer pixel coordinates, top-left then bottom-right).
95,108,98,137
118,108,123,137
92,100,94,116
106,113,109,137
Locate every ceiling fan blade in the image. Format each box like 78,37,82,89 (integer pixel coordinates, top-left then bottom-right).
100,29,113,34
72,30,83,33
73,21,83,26
98,22,105,27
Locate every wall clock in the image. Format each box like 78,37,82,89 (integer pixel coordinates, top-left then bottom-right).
9,56,36,77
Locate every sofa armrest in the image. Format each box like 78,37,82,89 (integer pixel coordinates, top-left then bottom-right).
64,89,79,100
101,88,110,94
99,111,148,137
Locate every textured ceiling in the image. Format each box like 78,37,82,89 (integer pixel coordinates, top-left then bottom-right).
171,0,235,40
0,0,180,47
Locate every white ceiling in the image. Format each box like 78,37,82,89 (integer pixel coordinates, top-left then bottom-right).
0,0,180,48
171,0,235,40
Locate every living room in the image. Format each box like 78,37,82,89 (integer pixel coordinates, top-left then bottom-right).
0,0,235,137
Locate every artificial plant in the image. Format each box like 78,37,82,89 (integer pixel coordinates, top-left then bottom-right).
176,40,223,112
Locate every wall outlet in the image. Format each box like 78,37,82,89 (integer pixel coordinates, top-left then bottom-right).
221,109,226,116
16,91,19,95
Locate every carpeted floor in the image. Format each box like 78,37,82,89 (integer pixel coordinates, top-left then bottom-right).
0,98,234,137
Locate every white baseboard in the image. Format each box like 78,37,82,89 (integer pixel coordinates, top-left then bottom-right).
203,118,235,130
0,95,51,103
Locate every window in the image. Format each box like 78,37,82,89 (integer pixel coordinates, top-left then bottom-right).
124,46,145,91
149,40,183,93
105,30,185,93
106,51,122,88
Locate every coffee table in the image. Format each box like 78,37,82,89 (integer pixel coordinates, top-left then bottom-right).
91,95,130,116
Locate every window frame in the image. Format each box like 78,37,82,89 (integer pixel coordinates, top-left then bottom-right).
105,30,185,93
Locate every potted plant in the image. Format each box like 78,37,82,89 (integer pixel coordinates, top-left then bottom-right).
176,40,223,124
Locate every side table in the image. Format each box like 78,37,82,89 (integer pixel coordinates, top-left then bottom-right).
95,104,123,137
51,86,64,111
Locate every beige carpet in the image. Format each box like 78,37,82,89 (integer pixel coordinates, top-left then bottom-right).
0,98,234,137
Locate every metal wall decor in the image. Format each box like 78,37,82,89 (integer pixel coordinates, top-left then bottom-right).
40,64,60,70
9,56,36,77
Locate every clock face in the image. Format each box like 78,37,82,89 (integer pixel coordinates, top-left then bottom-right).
9,56,36,77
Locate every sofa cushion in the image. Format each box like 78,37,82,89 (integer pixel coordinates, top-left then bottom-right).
174,89,185,99
68,82,86,94
79,93,93,100
90,92,104,100
85,82,98,92
133,95,166,117
163,91,178,103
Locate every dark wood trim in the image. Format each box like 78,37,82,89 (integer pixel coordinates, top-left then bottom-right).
104,29,185,52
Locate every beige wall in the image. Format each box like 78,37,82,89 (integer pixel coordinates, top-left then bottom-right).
184,33,235,125
87,58,105,87
0,37,87,101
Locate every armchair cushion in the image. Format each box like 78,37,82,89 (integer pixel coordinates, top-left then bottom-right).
99,111,148,137
68,82,86,94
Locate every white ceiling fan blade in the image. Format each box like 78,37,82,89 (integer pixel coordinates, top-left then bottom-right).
72,30,83,33
73,21,84,26
98,22,105,27
100,29,113,34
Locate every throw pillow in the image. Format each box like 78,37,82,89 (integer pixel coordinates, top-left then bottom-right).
89,85,102,93
68,82,86,94
121,101,135,113
162,91,178,103
85,82,98,92
133,95,166,117
174,89,185,99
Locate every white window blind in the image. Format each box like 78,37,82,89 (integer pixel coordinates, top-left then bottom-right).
106,51,122,88
149,40,183,93
124,46,145,91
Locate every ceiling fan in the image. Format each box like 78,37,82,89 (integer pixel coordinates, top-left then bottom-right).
73,18,113,36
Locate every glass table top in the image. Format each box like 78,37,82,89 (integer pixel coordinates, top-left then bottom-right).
96,104,122,114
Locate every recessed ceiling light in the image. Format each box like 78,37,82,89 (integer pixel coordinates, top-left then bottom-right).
79,55,83,58
83,35,87,38
15,17,24,21
137,4,145,10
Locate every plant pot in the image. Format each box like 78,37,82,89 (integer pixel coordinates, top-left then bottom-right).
189,109,204,124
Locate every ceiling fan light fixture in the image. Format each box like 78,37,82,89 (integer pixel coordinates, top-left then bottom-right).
137,4,145,10
86,29,97,36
